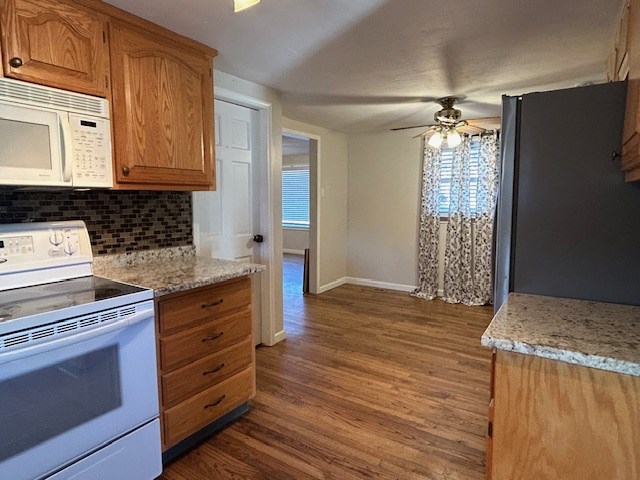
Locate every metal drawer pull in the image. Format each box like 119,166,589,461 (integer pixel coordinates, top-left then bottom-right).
204,395,226,409
202,363,225,375
201,299,224,308
202,332,224,342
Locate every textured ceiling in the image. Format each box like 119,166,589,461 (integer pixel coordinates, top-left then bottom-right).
105,0,623,132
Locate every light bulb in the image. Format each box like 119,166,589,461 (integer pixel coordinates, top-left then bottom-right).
234,0,260,12
428,131,443,148
447,130,462,148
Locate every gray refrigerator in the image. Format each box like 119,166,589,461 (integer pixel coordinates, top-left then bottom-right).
494,81,640,312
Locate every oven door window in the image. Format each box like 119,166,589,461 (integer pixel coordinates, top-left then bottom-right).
0,345,122,462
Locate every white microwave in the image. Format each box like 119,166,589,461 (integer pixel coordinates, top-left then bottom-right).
0,78,112,188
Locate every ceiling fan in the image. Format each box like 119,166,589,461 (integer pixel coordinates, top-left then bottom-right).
396,97,500,149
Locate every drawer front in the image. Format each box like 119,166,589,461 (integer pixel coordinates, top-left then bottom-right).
161,338,253,408
159,308,251,371
157,277,251,334
163,367,254,448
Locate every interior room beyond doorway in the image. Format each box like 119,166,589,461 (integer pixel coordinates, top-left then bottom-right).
281,132,311,329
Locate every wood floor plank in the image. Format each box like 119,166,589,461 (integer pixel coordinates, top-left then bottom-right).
160,254,493,479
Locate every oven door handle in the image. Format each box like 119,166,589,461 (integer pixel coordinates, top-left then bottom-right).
0,307,153,366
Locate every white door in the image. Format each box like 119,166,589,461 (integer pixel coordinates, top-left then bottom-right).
193,100,262,344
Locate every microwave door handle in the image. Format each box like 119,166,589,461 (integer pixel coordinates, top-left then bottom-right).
0,308,152,366
59,113,73,183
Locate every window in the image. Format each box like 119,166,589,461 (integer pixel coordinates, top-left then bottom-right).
437,138,481,217
282,167,310,229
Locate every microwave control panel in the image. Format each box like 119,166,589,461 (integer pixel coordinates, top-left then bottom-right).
69,113,113,188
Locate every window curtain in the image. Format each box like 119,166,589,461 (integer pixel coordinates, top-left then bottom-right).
411,133,500,306
410,145,441,300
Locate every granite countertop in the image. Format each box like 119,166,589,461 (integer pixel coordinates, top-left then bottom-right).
481,292,640,377
93,246,266,297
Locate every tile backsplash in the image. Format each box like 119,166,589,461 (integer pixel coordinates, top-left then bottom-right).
0,190,193,255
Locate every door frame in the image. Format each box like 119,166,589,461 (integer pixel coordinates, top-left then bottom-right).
214,86,281,346
282,128,320,294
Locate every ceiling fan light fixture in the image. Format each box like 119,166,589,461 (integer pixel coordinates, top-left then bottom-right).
428,131,443,149
234,0,260,12
446,129,462,148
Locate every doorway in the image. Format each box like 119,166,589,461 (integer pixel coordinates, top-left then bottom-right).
281,133,309,333
281,131,319,332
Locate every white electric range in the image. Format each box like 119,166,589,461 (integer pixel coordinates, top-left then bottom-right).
0,221,162,480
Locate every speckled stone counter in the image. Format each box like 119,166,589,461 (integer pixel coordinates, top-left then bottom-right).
93,246,265,297
481,293,640,377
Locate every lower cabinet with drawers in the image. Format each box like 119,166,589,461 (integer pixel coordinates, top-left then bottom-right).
155,276,256,456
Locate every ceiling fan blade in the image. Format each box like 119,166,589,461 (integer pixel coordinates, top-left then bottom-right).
412,127,437,139
457,124,486,135
466,117,501,126
392,123,437,132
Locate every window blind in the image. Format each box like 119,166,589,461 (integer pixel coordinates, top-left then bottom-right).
282,168,310,228
438,138,481,217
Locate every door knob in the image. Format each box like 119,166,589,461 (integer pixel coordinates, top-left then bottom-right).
9,57,23,68
253,234,264,243
122,166,130,176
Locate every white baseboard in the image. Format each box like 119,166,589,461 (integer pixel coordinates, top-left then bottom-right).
273,329,287,344
345,277,416,292
317,276,348,293
316,276,420,294
261,329,286,347
283,248,305,255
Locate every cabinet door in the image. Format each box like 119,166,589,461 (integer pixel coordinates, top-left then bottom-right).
0,0,109,96
109,20,215,189
492,352,640,480
621,0,640,180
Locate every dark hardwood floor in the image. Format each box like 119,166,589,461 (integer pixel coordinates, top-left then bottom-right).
160,254,493,479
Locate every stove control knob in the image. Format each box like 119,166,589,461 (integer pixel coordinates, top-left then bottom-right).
49,231,63,246
64,241,75,256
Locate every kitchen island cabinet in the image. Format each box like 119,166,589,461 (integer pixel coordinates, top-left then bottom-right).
482,293,640,480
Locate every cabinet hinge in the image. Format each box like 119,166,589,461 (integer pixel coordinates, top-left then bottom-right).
105,75,109,89
487,421,493,439
103,31,106,43
210,68,212,79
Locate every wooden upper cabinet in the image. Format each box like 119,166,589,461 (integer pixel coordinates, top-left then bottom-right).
0,0,109,96
109,20,215,190
614,0,640,181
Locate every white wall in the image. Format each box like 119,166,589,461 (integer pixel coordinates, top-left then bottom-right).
213,70,285,343
282,117,349,291
347,128,447,293
283,154,310,254
283,229,309,253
